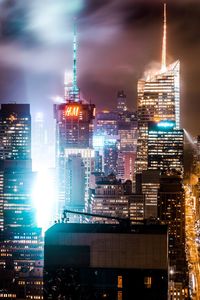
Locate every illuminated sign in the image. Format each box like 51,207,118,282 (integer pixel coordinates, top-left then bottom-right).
65,105,80,118
157,121,175,128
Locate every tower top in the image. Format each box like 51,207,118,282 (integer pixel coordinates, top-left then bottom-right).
73,22,78,93
161,3,167,72
64,21,80,102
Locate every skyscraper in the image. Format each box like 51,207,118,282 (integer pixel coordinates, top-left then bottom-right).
0,104,43,299
136,4,180,173
117,111,137,181
94,110,119,175
158,174,188,297
148,120,184,174
0,104,33,231
0,104,31,161
54,24,95,217
117,90,127,112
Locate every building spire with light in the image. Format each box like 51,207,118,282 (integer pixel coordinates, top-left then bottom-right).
64,20,80,102
161,3,167,72
72,22,78,94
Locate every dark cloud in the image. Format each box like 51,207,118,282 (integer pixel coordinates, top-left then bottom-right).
0,0,199,135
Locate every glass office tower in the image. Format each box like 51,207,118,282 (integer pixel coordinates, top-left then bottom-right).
136,61,180,173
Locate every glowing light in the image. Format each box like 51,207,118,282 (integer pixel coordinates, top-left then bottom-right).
52,96,65,104
9,114,17,122
64,71,73,85
32,167,56,233
161,3,167,72
154,117,161,122
93,135,105,148
157,121,175,128
184,129,195,147
35,112,44,122
65,105,80,117
28,0,84,44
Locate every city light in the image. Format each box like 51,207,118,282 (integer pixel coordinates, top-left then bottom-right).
32,166,56,233
184,129,196,147
157,121,175,128
65,104,80,117
93,135,105,148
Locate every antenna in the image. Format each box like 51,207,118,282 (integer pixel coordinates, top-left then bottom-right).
66,20,80,102
161,3,167,72
73,21,77,92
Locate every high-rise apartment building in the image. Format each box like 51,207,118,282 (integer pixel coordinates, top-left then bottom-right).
117,90,127,112
136,4,180,173
54,24,95,216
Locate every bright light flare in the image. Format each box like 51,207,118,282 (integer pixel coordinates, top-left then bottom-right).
52,95,65,104
184,129,195,147
64,71,73,85
32,167,57,233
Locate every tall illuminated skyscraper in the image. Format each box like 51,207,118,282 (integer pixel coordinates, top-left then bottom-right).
0,104,31,161
0,104,33,231
0,104,43,299
136,4,180,173
54,23,95,217
148,120,184,174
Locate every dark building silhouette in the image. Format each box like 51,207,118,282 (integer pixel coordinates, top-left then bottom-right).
44,223,168,300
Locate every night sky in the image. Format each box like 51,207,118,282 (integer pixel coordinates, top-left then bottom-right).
0,0,199,135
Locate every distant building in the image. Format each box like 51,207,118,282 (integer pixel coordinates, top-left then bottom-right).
116,90,127,112
117,111,137,181
94,99,137,180
95,111,119,175
44,222,168,300
91,174,144,223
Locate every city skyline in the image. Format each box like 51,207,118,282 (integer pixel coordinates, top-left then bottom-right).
0,2,200,299
0,1,198,135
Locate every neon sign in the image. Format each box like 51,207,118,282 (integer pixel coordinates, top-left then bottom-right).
65,105,80,118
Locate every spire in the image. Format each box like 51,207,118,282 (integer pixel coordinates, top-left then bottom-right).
161,3,167,72
68,20,80,102
73,21,78,92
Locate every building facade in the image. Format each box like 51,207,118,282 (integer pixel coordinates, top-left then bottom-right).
54,24,96,217
136,61,180,173
148,120,184,174
44,223,168,300
0,104,43,300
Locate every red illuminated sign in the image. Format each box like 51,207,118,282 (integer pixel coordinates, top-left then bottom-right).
65,105,80,118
